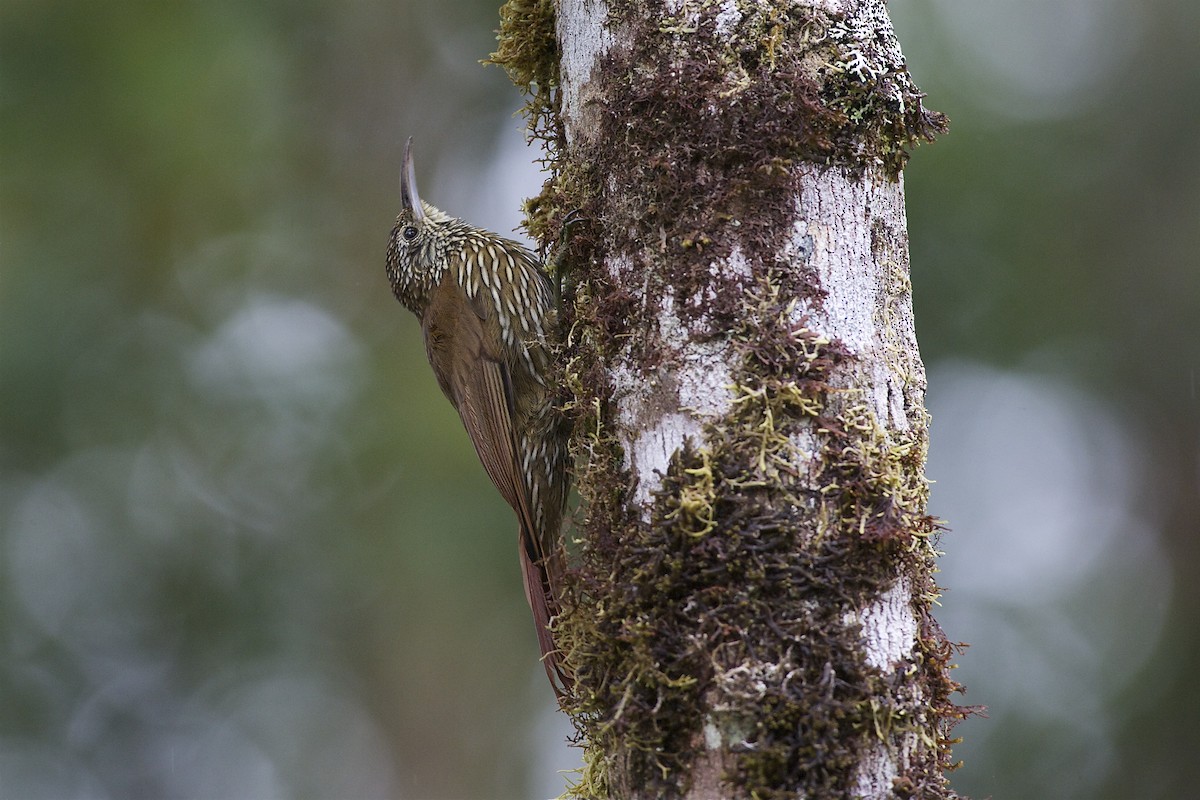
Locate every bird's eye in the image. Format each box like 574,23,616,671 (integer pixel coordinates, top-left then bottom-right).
402,226,419,241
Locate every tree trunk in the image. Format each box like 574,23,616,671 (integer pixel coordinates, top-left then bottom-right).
493,1,965,797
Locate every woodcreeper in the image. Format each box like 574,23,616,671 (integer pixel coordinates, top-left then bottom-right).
386,138,570,692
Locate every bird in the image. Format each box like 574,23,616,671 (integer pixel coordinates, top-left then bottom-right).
385,138,570,693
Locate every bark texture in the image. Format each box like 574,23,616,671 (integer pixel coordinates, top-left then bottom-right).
492,1,964,797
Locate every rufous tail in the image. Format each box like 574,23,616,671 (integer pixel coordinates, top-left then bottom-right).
518,526,571,697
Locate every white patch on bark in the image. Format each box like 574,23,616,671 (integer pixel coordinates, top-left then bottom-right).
713,1,743,35
849,577,917,671
612,290,735,513
676,341,734,418
853,741,900,798
790,165,919,432
824,1,911,94
714,243,752,280
846,581,919,796
793,167,880,356
618,408,704,512
556,0,615,146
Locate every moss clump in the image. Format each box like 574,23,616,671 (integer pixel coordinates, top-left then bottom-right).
813,11,949,175
817,404,938,544
487,0,560,138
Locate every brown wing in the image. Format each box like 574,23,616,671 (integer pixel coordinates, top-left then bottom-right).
422,279,536,534
422,279,567,691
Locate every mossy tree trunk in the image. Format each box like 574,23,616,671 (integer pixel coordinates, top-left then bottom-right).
493,1,966,797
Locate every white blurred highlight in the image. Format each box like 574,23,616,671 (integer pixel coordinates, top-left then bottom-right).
928,360,1171,797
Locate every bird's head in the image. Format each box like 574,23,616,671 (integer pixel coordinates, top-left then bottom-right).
386,137,453,312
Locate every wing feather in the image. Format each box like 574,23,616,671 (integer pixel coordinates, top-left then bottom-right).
424,281,536,536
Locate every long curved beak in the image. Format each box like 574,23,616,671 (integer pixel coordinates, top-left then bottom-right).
401,137,426,223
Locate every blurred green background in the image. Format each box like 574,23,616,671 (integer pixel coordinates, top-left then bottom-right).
1,1,1196,798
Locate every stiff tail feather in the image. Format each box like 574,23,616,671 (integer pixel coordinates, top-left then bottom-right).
518,525,570,697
